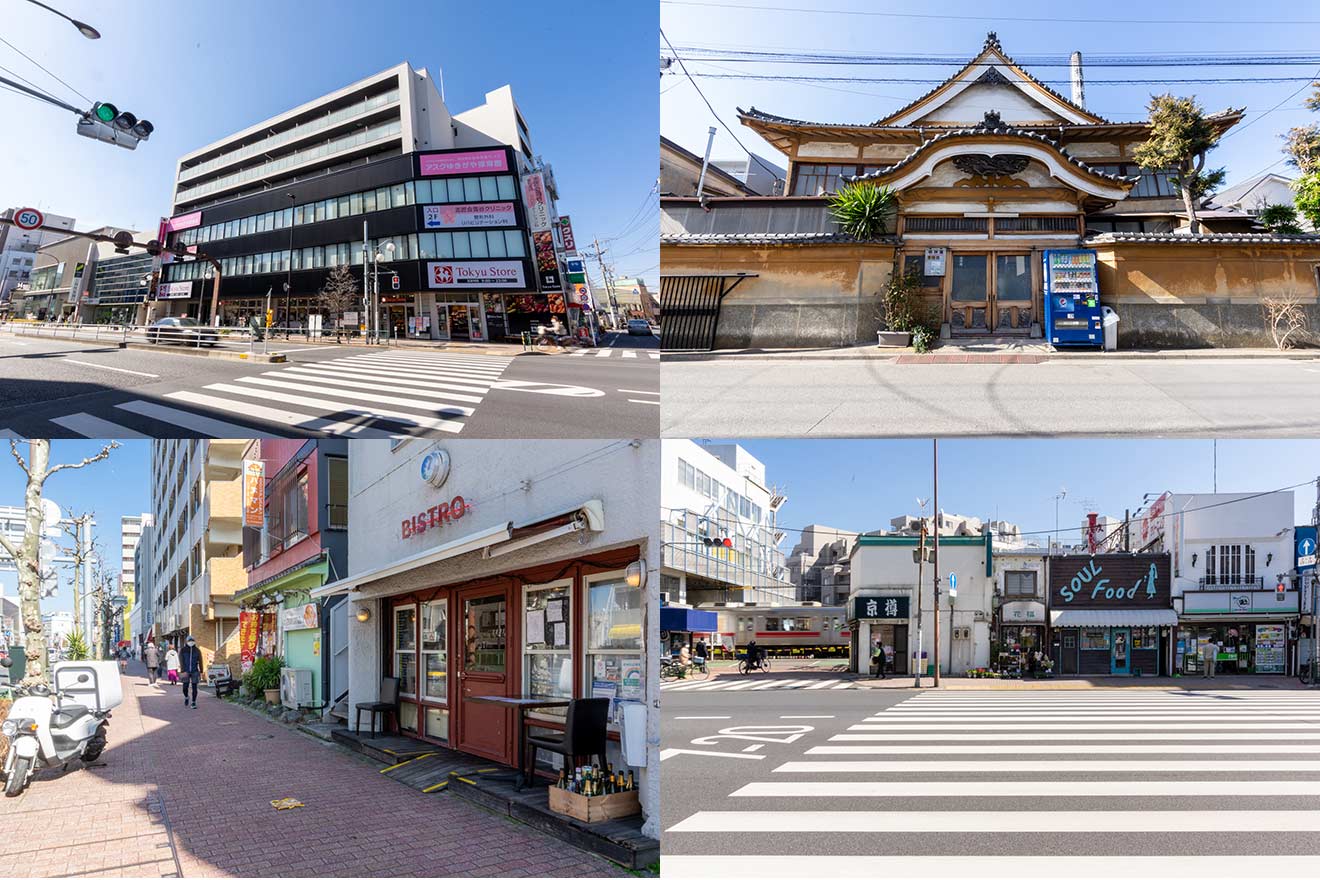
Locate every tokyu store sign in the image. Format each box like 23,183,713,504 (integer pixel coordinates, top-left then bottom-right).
852,595,910,621
427,260,525,289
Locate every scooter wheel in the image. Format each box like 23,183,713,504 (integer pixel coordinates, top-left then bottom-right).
4,755,32,797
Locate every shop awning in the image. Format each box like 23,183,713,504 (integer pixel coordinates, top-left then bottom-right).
308,499,605,599
1051,609,1179,628
661,607,719,633
1000,601,1046,623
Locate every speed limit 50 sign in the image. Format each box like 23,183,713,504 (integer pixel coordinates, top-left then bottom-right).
13,208,43,231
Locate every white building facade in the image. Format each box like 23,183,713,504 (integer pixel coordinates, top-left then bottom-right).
0,208,75,304
318,439,659,838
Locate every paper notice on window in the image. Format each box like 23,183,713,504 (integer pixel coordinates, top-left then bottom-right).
551,621,568,648
546,597,565,624
525,609,545,646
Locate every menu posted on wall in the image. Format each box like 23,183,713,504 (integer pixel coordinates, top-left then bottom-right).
1256,624,1286,673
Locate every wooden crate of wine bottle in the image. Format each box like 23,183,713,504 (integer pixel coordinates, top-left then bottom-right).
548,785,640,823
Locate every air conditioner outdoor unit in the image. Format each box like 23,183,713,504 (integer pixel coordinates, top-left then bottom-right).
280,667,314,709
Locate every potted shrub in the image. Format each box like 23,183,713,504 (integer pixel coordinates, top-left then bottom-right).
244,655,285,704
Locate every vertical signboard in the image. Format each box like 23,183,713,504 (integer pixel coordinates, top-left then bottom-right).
239,610,259,673
243,460,265,528
521,172,552,233
558,215,577,255
533,230,561,289
1139,492,1170,549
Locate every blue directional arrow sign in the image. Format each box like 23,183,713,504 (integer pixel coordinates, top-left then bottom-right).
948,572,957,599
1298,526,1317,572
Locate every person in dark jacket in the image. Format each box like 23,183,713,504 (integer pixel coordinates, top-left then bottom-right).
179,636,204,709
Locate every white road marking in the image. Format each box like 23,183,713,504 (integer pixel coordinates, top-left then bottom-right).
190,384,467,432
51,413,149,438
674,716,732,720
622,350,637,358
772,759,1320,773
731,780,1320,798
64,359,160,378
847,722,1320,731
236,373,483,406
492,378,605,397
806,743,1320,754
872,713,1320,721
629,399,662,405
618,389,660,395
781,715,835,719
660,748,765,762
115,400,282,438
155,394,399,438
831,682,854,689
666,810,1320,833
743,744,765,752
660,855,1320,878
276,366,492,395
806,680,841,689
831,731,1320,741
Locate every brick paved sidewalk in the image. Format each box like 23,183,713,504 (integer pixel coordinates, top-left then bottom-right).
0,662,627,878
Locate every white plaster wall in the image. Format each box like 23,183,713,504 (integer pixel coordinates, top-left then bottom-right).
1166,492,1295,597
916,83,1066,126
797,141,863,160
345,438,660,837
404,67,456,153
453,86,524,151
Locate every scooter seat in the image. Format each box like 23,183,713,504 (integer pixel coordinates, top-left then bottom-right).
51,704,91,727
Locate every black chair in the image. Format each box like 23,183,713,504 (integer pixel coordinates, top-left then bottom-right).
523,697,609,788
355,677,400,739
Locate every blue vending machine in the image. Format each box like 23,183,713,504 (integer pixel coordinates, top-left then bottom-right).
1042,248,1102,347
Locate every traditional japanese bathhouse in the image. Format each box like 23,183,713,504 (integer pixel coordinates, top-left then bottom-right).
661,33,1320,349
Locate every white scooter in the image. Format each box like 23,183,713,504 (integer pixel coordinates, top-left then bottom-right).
1,658,122,797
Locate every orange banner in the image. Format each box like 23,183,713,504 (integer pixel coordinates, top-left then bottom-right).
243,460,265,528
239,610,259,672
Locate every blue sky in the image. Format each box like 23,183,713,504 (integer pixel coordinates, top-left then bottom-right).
715,439,1320,546
660,0,1320,191
0,440,150,618
0,0,658,289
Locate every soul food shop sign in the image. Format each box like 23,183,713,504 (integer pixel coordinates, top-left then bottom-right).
1049,553,1172,607
852,595,910,621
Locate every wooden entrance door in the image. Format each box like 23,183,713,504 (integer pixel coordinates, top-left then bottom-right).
455,583,513,763
949,253,989,334
949,253,1037,335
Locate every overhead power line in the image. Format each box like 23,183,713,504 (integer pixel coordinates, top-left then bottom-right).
661,0,1320,26
671,48,1320,68
681,71,1320,86
661,26,786,184
0,34,91,105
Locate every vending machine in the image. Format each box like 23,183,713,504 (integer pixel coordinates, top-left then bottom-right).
1042,248,1102,347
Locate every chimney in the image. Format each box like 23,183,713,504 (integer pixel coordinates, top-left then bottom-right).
1070,51,1086,108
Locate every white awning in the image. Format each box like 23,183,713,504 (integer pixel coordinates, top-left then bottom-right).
1051,609,1179,628
1000,601,1046,623
308,498,605,599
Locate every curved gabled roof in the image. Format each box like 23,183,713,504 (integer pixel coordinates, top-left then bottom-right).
871,32,1108,128
847,116,1138,189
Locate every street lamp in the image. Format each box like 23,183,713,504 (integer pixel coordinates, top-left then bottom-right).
372,241,395,342
23,0,100,38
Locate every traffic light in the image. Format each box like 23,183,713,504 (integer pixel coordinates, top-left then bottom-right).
391,274,400,290
77,102,154,150
701,536,733,548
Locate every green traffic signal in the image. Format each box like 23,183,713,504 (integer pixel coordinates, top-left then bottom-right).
94,102,117,122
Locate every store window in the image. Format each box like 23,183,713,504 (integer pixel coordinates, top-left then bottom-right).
464,594,506,673
1080,628,1108,650
524,580,573,720
1004,570,1037,597
420,599,447,702
1131,626,1159,649
394,604,418,731
585,573,644,710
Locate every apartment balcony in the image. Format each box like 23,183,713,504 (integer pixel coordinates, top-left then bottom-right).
1193,576,1266,591
204,439,247,481
207,476,244,525
206,555,247,604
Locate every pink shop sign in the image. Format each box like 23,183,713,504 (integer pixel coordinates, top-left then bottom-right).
420,150,509,176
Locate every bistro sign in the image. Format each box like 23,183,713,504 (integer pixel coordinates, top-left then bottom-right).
401,496,470,539
1049,553,1171,608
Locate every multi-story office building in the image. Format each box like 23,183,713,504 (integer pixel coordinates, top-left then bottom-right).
160,63,577,342
131,515,155,651
87,249,157,325
0,208,75,305
148,440,246,667
661,440,793,606
11,227,138,322
119,514,147,648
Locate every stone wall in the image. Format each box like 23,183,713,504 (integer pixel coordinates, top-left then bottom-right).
1094,241,1320,348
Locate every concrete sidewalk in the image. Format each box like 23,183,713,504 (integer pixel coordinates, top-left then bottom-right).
662,344,1320,363
0,661,625,878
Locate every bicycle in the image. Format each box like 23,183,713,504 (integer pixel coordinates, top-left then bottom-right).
738,653,770,675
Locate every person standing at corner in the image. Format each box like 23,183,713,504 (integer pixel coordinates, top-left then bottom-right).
872,638,887,680
143,641,159,686
180,635,204,709
1201,638,1218,679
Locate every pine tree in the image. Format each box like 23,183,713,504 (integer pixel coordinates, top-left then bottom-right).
1134,94,1228,234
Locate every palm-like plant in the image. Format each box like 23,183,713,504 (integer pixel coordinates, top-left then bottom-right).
1256,203,1304,235
65,632,89,661
828,182,896,240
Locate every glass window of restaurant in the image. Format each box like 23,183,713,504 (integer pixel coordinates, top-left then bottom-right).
585,571,645,709
420,598,449,740
524,579,573,725
394,604,418,733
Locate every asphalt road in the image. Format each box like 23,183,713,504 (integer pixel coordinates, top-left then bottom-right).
660,358,1320,437
662,683,1320,877
0,330,658,439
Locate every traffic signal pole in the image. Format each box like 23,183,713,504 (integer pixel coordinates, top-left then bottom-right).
933,438,941,688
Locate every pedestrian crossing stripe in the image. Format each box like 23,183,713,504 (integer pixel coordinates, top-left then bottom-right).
806,743,1320,754
730,780,1320,797
569,348,660,359
21,350,511,438
661,855,1320,877
667,810,1320,833
662,678,859,692
771,759,1320,773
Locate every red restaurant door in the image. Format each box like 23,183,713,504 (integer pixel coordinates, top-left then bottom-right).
456,583,514,763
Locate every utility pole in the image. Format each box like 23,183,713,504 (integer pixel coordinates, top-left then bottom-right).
592,237,621,329
914,522,927,688
932,438,941,688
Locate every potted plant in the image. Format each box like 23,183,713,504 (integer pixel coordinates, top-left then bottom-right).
244,655,285,704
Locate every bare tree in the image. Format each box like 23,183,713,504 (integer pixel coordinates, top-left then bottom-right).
1262,295,1311,350
317,265,362,343
0,440,117,685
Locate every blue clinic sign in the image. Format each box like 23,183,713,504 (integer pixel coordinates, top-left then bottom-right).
1298,526,1317,573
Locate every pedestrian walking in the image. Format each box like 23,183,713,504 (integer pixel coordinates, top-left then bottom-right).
117,646,128,674
872,638,887,679
179,636,204,709
143,642,159,685
164,643,180,685
1201,639,1218,678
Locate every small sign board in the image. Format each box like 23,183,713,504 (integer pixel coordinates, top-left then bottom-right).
13,208,43,230
949,572,958,599
852,595,910,621
1297,526,1317,572
923,247,947,276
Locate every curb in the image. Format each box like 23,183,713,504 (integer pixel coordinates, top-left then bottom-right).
123,342,286,363
661,350,1320,363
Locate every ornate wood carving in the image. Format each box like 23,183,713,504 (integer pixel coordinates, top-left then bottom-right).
951,153,1031,188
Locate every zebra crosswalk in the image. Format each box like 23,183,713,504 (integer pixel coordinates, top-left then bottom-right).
32,350,513,438
664,689,1320,877
662,677,862,692
570,348,660,359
